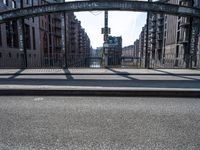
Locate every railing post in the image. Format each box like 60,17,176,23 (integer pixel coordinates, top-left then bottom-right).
186,0,194,69
145,0,150,69
18,0,27,68
61,12,67,68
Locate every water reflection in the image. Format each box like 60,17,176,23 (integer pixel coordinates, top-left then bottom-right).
90,59,101,68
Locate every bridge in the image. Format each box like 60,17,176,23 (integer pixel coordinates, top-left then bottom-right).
0,2,200,144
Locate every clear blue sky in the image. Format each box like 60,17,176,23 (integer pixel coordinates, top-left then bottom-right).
65,0,147,48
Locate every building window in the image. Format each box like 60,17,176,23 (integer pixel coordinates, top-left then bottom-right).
26,0,30,5
43,33,48,54
0,26,2,46
0,52,2,58
12,21,19,48
25,24,31,49
177,31,180,42
12,0,17,9
176,45,179,58
6,23,12,47
3,0,9,6
9,52,11,58
6,21,18,48
32,27,36,50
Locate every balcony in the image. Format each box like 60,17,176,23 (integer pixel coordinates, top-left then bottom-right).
150,40,156,44
150,34,156,39
179,0,190,2
150,28,156,33
178,38,189,44
70,32,75,36
55,26,61,30
179,0,191,4
180,19,190,28
55,46,62,51
157,30,163,34
157,22,164,27
53,18,61,23
157,36,163,41
157,16,164,21
71,21,76,25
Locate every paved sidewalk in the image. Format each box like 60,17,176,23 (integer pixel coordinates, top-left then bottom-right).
0,68,200,75
0,69,199,97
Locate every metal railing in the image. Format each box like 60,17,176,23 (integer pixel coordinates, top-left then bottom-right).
0,52,199,69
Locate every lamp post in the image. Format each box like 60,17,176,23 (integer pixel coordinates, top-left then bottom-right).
103,11,109,67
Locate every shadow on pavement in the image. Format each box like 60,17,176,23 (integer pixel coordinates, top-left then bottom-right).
0,68,199,89
8,69,25,79
106,67,138,80
0,78,200,88
153,69,200,81
63,68,74,80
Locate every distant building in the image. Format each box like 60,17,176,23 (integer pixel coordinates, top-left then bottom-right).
134,40,140,58
122,40,139,58
66,14,91,67
107,36,122,66
122,45,135,57
139,26,145,59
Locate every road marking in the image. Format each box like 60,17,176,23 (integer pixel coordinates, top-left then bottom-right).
34,97,44,101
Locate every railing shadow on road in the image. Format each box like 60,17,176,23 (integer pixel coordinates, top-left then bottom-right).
63,68,74,80
8,69,26,79
105,67,138,81
1,78,200,89
0,68,199,88
153,69,200,81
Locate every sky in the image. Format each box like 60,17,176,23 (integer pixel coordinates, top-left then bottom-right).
65,0,147,48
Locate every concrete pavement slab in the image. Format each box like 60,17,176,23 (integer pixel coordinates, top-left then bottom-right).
0,68,200,75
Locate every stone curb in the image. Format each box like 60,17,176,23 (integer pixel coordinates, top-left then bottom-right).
0,89,199,97
0,73,200,76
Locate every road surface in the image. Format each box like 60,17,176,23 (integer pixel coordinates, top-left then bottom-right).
0,96,200,149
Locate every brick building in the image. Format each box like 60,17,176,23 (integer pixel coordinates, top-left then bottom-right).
0,0,41,68
136,0,200,68
0,0,91,68
107,36,122,66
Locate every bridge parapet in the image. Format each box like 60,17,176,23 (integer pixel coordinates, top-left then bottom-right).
0,1,200,23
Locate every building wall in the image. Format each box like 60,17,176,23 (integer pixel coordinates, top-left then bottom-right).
136,0,200,68
0,0,41,68
39,0,64,67
0,0,91,68
122,45,134,57
107,36,122,66
139,27,145,59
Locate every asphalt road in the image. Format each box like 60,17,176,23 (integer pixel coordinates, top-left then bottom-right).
0,97,200,150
